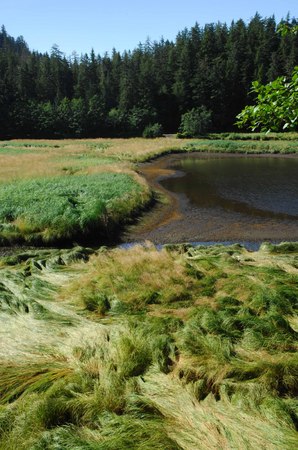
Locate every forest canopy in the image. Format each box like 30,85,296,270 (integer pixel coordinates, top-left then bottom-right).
0,14,297,138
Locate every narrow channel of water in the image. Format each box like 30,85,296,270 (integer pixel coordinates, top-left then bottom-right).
124,153,298,247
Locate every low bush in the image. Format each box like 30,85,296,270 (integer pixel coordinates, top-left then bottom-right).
178,106,212,137
142,123,163,138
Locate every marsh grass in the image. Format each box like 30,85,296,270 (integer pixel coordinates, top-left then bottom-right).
2,134,296,183
183,139,298,154
141,373,298,450
0,359,74,404
1,132,298,449
209,132,298,141
0,135,297,246
0,173,150,245
66,244,200,314
0,243,298,448
0,317,182,449
0,138,185,183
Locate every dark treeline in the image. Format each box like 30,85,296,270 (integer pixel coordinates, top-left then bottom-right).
0,14,298,138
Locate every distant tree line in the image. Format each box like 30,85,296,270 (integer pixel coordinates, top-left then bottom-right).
0,14,297,138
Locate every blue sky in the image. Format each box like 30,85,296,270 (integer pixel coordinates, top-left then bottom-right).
2,0,297,56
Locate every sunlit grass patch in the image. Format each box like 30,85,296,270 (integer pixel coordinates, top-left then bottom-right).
0,173,151,245
184,139,298,154
0,243,298,448
67,245,200,315
141,373,298,450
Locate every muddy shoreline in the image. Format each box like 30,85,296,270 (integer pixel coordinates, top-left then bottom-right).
1,151,297,253
123,152,298,245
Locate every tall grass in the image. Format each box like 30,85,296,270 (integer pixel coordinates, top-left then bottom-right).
66,244,200,314
0,321,181,449
0,173,151,245
0,223,298,446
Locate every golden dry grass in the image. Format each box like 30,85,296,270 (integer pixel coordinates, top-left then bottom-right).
63,243,198,314
142,373,298,450
0,137,189,182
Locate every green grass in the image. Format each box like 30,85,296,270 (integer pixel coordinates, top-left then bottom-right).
0,173,151,245
208,132,298,141
57,156,118,168
0,243,298,448
0,147,43,155
1,135,298,448
0,134,297,247
0,142,62,148
183,139,298,154
69,244,199,314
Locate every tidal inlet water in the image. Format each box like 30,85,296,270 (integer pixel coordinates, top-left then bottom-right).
128,155,298,246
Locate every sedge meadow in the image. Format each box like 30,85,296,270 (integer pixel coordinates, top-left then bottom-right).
0,135,297,449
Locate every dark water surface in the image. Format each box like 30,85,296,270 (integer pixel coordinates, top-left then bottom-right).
126,154,298,246
162,156,298,219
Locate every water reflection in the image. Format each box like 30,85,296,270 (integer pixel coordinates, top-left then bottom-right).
128,154,298,244
161,157,298,219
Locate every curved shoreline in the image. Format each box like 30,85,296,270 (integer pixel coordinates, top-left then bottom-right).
1,140,298,250
124,152,298,244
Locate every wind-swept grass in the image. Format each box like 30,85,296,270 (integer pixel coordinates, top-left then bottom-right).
66,244,200,314
0,320,181,449
0,243,298,448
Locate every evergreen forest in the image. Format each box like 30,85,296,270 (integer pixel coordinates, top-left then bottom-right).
0,14,298,138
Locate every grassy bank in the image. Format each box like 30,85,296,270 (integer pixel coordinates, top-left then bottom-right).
0,173,150,245
182,138,298,154
0,137,186,245
0,134,298,245
0,242,297,449
1,135,298,448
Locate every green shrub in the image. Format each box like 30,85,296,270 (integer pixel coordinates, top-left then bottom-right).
142,123,163,138
178,106,212,137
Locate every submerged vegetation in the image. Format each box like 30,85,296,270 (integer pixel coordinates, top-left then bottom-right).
0,242,297,449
